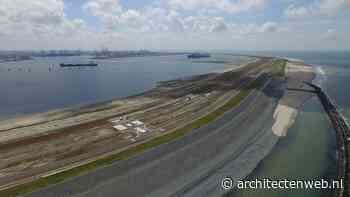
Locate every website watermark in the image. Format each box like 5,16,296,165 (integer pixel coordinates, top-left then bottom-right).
221,177,343,190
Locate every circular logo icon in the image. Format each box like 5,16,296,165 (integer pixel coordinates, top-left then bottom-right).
221,177,234,190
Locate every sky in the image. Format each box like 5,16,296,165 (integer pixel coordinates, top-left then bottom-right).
0,0,349,51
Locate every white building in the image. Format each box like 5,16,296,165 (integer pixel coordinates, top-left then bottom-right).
132,120,144,126
135,127,147,133
113,125,127,131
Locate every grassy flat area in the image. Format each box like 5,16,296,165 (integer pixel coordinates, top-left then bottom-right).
0,72,270,197
271,59,287,78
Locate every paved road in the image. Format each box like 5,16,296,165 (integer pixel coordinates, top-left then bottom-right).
23,84,279,197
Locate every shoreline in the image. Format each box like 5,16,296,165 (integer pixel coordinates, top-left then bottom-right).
147,60,316,197
0,57,315,197
0,56,255,124
0,59,272,196
271,60,316,137
0,56,259,132
223,59,318,195
212,58,260,74
0,56,273,196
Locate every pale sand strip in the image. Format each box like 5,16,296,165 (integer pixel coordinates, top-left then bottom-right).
212,58,259,73
272,104,298,137
286,62,314,73
271,61,315,137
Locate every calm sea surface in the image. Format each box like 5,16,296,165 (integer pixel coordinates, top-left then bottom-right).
230,51,350,197
0,54,251,120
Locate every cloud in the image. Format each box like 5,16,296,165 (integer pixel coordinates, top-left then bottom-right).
285,0,350,18
2,0,344,51
322,28,338,40
235,22,281,35
0,0,92,50
182,16,229,33
260,22,279,32
0,0,65,25
84,0,175,32
84,0,233,33
83,0,280,36
211,21,228,32
83,0,124,29
84,0,122,14
169,0,268,13
319,0,350,15
140,8,184,32
285,5,310,18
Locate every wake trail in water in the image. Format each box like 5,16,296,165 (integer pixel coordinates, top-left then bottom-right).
312,65,327,88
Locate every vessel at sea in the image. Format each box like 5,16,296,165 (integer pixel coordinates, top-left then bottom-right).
187,53,211,59
60,62,98,67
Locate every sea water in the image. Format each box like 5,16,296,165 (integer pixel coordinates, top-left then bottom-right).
0,54,251,120
230,51,350,197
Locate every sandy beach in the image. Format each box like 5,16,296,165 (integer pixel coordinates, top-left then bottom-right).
271,61,316,137
272,104,298,137
213,58,259,73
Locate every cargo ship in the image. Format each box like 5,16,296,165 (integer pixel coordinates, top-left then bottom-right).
60,62,98,67
187,53,211,59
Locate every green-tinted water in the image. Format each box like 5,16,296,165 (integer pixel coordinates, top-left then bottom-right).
227,97,336,197
227,51,350,197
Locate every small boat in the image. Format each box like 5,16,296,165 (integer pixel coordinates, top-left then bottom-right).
187,53,211,59
60,62,98,67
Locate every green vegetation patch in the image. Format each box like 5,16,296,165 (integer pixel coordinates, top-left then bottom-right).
0,74,269,197
270,59,287,78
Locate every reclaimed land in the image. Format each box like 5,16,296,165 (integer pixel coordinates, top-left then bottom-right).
0,57,285,196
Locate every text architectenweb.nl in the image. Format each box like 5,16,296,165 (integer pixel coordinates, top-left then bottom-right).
221,177,344,190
